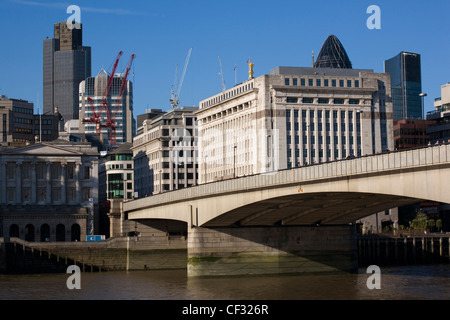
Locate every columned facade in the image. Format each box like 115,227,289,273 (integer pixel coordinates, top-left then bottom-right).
0,142,99,242
197,68,393,183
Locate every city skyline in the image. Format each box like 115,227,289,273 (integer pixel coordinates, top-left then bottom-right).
1,0,449,118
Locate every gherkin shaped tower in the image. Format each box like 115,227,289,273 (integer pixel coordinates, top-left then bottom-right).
314,35,352,69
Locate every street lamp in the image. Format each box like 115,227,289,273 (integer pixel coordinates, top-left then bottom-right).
159,169,162,194
306,124,311,165
419,93,427,119
266,134,272,171
233,145,237,178
204,155,208,184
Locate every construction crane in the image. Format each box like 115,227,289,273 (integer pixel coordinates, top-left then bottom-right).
170,48,192,109
82,51,123,134
102,53,135,147
218,56,226,92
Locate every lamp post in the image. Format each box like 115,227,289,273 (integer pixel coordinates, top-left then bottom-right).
419,93,427,119
159,169,162,194
233,145,237,178
306,124,311,165
204,155,208,184
267,134,272,171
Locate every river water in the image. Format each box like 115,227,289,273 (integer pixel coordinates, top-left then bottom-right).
0,264,449,301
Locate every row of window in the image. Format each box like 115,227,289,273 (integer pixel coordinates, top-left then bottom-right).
34,129,53,135
286,109,362,120
13,107,33,114
35,119,53,125
13,127,32,134
202,81,255,108
4,163,91,180
160,172,197,180
286,97,360,105
6,187,91,203
287,122,361,132
14,117,33,125
287,135,361,145
107,163,132,170
285,78,360,88
287,147,362,166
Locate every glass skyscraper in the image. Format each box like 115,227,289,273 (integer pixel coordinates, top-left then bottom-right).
384,52,422,120
43,22,91,123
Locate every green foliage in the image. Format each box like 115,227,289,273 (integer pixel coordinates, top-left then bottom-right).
436,219,443,230
409,210,428,230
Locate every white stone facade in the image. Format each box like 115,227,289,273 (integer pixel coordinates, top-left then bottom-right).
197,67,394,184
132,107,198,197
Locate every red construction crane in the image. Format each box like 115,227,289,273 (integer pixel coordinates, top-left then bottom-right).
102,53,135,146
82,51,123,134
81,97,101,133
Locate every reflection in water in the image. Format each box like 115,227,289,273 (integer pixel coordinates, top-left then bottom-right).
0,264,449,300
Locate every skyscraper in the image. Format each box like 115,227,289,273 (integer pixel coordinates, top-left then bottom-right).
78,70,136,147
384,51,422,120
43,22,91,123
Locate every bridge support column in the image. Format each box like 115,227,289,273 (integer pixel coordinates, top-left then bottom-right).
187,225,357,277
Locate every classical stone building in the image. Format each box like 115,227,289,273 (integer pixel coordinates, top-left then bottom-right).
197,38,394,183
0,141,99,242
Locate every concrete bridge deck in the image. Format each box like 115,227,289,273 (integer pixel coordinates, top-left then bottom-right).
125,144,450,227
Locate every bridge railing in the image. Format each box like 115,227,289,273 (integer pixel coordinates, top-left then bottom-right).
125,144,450,210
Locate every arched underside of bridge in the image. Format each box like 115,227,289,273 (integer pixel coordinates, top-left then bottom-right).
202,192,420,227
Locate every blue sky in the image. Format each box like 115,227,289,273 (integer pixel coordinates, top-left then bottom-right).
1,0,449,117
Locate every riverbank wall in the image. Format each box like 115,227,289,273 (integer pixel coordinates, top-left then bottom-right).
1,234,449,274
0,236,187,274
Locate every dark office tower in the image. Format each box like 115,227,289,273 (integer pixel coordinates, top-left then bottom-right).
384,52,422,120
43,22,91,123
314,35,352,69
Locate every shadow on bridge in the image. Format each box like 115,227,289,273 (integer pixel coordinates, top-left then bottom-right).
203,192,420,227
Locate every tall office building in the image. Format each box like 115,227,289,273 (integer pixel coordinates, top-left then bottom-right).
78,70,136,147
384,52,422,120
43,21,91,123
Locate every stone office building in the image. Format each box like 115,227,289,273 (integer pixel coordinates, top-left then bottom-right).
133,107,198,197
0,141,99,242
197,35,394,183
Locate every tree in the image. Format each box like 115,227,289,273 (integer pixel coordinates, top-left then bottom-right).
410,210,428,231
436,219,443,232
427,219,435,232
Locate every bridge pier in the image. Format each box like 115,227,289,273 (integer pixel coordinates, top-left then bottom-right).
187,225,358,277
